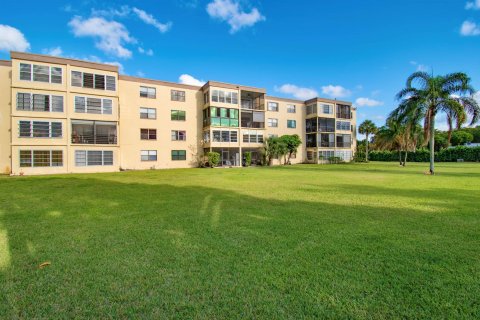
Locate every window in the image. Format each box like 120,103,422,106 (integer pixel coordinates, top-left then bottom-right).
71,71,116,91
171,130,186,141
19,121,62,138
204,91,210,104
212,130,236,142
75,150,113,166
321,104,333,114
306,104,317,115
320,133,335,148
203,131,210,143
336,134,352,148
268,102,279,112
307,151,315,161
75,96,113,115
319,118,335,132
335,150,353,161
319,150,335,160
141,150,157,161
306,118,318,133
20,150,63,167
140,86,156,98
71,120,117,144
19,63,63,84
287,104,296,113
140,107,156,119
287,120,296,128
171,110,186,121
336,104,352,119
141,129,157,140
242,130,264,143
211,90,237,104
16,93,64,112
171,150,186,161
306,134,317,147
268,118,278,127
171,90,186,102
336,121,351,131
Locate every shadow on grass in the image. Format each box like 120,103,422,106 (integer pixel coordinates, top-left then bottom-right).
0,176,479,318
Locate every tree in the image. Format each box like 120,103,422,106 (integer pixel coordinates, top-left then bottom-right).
264,137,283,165
451,130,474,146
391,71,480,174
358,120,378,162
374,120,404,165
279,134,302,164
207,152,220,168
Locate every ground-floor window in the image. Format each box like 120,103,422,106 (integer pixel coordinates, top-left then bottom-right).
172,150,186,161
75,150,113,166
20,150,63,167
319,150,335,160
141,150,157,161
335,150,353,161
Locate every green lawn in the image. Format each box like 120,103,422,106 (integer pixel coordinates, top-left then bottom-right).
1,162,479,319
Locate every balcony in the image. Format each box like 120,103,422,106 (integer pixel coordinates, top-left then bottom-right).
72,120,117,145
336,112,352,119
336,142,351,148
241,110,265,128
241,90,265,111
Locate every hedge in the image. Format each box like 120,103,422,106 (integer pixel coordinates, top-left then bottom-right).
368,146,480,162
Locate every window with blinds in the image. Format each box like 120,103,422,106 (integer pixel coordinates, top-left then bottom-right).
75,150,114,166
71,71,116,91
74,96,113,114
18,121,62,138
17,93,64,112
19,63,63,84
20,150,63,167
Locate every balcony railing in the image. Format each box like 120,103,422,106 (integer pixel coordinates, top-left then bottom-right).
72,134,117,144
241,100,265,111
320,142,335,148
336,112,352,119
336,142,351,148
241,121,265,128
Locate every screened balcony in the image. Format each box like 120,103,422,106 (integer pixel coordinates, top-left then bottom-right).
241,110,265,128
71,120,117,144
241,90,265,111
336,104,352,119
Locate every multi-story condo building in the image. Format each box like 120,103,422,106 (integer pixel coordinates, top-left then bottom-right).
0,52,356,175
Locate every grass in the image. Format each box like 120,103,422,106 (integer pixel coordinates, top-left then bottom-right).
0,162,479,319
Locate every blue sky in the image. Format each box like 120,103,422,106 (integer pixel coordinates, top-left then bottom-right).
1,0,480,130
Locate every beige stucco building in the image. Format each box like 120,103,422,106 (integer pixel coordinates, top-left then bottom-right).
0,52,356,175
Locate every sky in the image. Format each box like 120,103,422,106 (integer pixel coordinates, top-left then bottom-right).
1,0,480,132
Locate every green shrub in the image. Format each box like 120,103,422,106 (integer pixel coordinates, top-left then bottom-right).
368,147,480,162
207,152,220,167
244,152,252,166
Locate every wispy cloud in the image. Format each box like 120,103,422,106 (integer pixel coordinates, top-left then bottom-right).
138,47,154,56
355,97,384,107
321,85,351,98
206,0,265,33
275,84,318,100
179,74,206,86
0,24,30,52
460,20,480,36
466,0,480,10
132,7,172,33
69,16,136,58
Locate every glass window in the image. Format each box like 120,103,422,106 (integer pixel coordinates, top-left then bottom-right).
287,104,296,113
71,71,82,87
268,118,278,127
140,86,156,98
171,150,186,161
141,150,157,161
51,67,62,84
94,74,105,90
140,107,156,119
141,129,157,140
287,120,296,128
171,90,186,102
171,110,186,121
32,65,49,82
171,130,186,141
268,102,279,112
17,93,32,111
20,63,31,81
212,90,219,102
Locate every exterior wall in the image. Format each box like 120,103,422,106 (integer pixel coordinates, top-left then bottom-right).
0,63,11,174
118,77,203,170
0,52,357,175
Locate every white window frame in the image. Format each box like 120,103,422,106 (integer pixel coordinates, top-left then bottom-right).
19,63,63,84
268,118,278,128
74,96,113,115
18,120,62,138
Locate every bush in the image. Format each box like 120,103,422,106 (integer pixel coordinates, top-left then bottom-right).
207,152,220,167
368,146,480,162
244,152,252,166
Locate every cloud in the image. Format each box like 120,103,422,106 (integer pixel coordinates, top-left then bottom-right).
138,47,154,56
460,20,480,36
416,64,429,72
275,84,318,100
132,7,172,33
42,46,63,56
179,74,206,86
466,0,480,10
321,85,351,98
69,16,136,58
355,97,384,107
0,24,30,52
206,0,265,33
136,71,146,77
409,61,418,66
91,5,131,17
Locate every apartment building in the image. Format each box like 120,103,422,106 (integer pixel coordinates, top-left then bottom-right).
0,52,356,175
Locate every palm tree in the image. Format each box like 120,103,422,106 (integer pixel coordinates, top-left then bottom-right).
374,119,404,165
358,120,378,162
391,72,479,174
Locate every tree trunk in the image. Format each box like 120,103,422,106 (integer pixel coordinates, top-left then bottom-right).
447,129,452,147
365,133,369,162
403,150,408,167
399,148,402,165
429,115,435,175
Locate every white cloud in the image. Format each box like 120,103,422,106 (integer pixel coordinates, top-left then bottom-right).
42,46,63,56
275,84,318,100
138,47,154,56
466,0,480,10
132,7,172,33
321,85,351,98
69,16,136,58
206,0,265,33
409,61,418,66
416,64,429,72
91,6,131,17
136,71,146,77
460,20,480,36
355,97,384,107
0,24,30,52
179,74,206,86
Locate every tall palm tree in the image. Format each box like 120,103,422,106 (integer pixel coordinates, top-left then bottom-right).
374,119,404,165
358,120,378,162
391,72,479,174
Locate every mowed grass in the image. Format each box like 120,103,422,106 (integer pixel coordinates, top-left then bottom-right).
0,162,479,319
